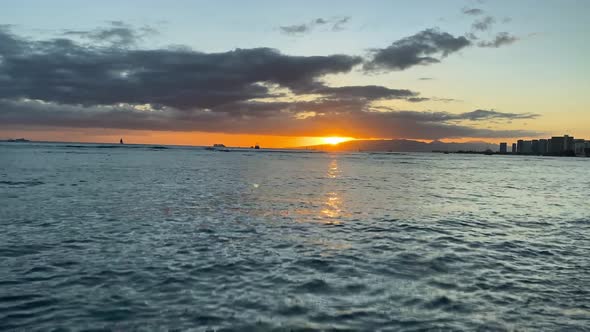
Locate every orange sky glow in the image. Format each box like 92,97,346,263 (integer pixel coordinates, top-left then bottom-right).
0,128,352,148
1,127,534,148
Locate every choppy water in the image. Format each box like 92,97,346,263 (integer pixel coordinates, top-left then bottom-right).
1,142,589,331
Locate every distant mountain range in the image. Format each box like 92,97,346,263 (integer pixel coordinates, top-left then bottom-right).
304,139,498,152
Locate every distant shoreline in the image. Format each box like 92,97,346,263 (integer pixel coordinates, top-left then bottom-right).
3,140,589,157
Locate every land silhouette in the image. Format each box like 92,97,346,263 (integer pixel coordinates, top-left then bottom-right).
305,139,497,152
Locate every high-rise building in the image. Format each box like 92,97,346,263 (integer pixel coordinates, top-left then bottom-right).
531,140,540,154
548,136,565,154
538,139,548,155
509,135,586,157
564,135,574,152
517,140,524,153
548,135,575,154
574,139,586,156
499,142,507,153
522,140,533,154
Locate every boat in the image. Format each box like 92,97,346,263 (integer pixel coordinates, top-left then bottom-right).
120,138,124,144
206,144,230,152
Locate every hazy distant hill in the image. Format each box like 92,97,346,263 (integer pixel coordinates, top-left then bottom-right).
305,139,497,152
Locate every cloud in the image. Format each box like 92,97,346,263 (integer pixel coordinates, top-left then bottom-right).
279,16,351,36
0,99,541,140
370,109,538,122
0,25,27,55
0,27,362,110
312,85,418,100
407,97,430,102
279,24,312,35
363,29,471,71
465,12,519,48
477,32,519,48
0,25,536,141
63,21,157,47
431,97,459,103
418,77,434,80
445,109,538,121
331,17,351,31
472,16,495,31
402,97,458,103
462,7,484,16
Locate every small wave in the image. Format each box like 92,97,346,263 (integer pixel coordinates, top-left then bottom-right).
294,279,332,294
64,145,117,149
422,295,469,313
0,180,44,187
0,294,43,303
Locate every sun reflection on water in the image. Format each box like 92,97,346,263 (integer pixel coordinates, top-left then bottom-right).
321,158,345,222
321,192,342,219
327,159,340,179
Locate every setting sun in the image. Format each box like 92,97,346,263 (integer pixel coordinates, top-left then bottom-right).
322,137,352,145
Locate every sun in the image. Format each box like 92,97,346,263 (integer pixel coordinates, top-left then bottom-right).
322,137,350,145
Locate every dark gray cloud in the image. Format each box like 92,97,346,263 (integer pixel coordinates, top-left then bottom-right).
313,85,417,100
0,27,363,109
465,10,519,48
364,29,471,71
407,97,430,102
279,16,351,35
462,7,484,16
418,77,434,80
477,32,519,48
460,109,536,120
0,25,536,140
279,24,311,35
0,25,28,55
371,109,538,122
472,16,496,31
465,32,479,41
0,99,540,140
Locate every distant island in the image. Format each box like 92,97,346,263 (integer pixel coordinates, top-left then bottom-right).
2,138,30,142
304,139,497,153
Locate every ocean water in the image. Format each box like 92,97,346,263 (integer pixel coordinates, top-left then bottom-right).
1,142,589,331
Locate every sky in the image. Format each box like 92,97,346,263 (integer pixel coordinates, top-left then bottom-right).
0,0,588,147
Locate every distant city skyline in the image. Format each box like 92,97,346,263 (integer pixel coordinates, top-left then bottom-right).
504,134,590,157
0,0,589,147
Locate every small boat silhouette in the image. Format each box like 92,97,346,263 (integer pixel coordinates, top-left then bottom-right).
120,138,124,144
206,144,230,152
